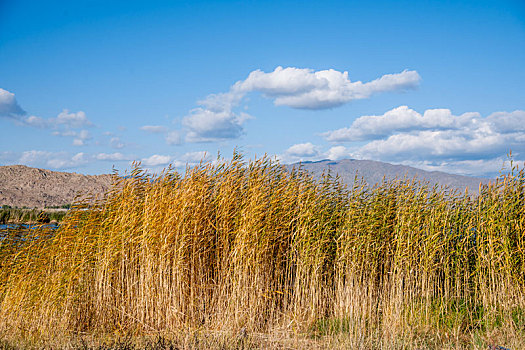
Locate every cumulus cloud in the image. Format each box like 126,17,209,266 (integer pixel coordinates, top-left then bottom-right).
354,130,506,161
274,106,525,176
183,107,252,142
54,110,93,128
0,88,25,118
285,142,320,157
323,106,483,142
141,154,172,167
183,66,420,142
325,146,352,160
235,67,420,109
278,142,323,164
279,143,356,164
486,110,525,133
324,107,524,161
318,106,525,176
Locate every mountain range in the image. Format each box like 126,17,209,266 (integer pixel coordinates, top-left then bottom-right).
288,159,490,193
0,160,491,208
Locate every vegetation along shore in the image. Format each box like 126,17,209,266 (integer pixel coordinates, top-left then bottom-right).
0,155,523,349
0,206,69,225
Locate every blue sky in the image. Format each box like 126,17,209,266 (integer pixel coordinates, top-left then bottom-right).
1,0,524,177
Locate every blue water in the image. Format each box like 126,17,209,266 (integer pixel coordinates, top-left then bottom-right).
0,223,59,230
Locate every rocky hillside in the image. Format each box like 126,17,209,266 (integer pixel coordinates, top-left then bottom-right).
288,159,491,194
0,165,113,208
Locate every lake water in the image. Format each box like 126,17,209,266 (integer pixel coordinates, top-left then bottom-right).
0,223,59,230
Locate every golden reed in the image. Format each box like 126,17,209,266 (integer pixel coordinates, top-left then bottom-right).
0,155,524,348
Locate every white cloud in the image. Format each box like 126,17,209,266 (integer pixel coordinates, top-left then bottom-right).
0,88,25,118
323,107,525,145
110,137,125,149
183,107,252,142
272,106,525,177
183,66,420,142
139,151,212,172
78,129,91,139
180,151,210,163
95,152,130,161
276,141,522,177
52,129,92,146
487,110,525,133
74,130,92,146
54,109,93,128
140,125,167,133
354,129,506,161
23,115,49,128
22,109,94,129
141,154,172,167
17,150,88,169
323,106,477,142
277,142,323,164
319,106,525,176
401,158,518,178
285,142,320,157
0,89,94,133
1,149,136,170
326,146,352,160
279,143,356,164
165,130,182,145
183,90,248,143
236,67,420,110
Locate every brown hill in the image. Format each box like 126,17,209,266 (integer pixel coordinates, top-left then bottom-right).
0,165,113,208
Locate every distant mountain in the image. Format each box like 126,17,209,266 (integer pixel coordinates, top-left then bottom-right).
0,165,112,208
287,159,491,193
0,160,492,208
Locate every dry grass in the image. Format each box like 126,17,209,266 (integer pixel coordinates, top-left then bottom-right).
0,154,524,349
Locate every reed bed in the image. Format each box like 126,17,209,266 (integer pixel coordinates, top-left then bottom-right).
0,155,524,349
0,208,67,224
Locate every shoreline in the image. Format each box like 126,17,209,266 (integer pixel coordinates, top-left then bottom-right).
0,207,68,224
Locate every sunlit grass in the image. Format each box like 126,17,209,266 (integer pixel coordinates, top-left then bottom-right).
0,154,523,349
